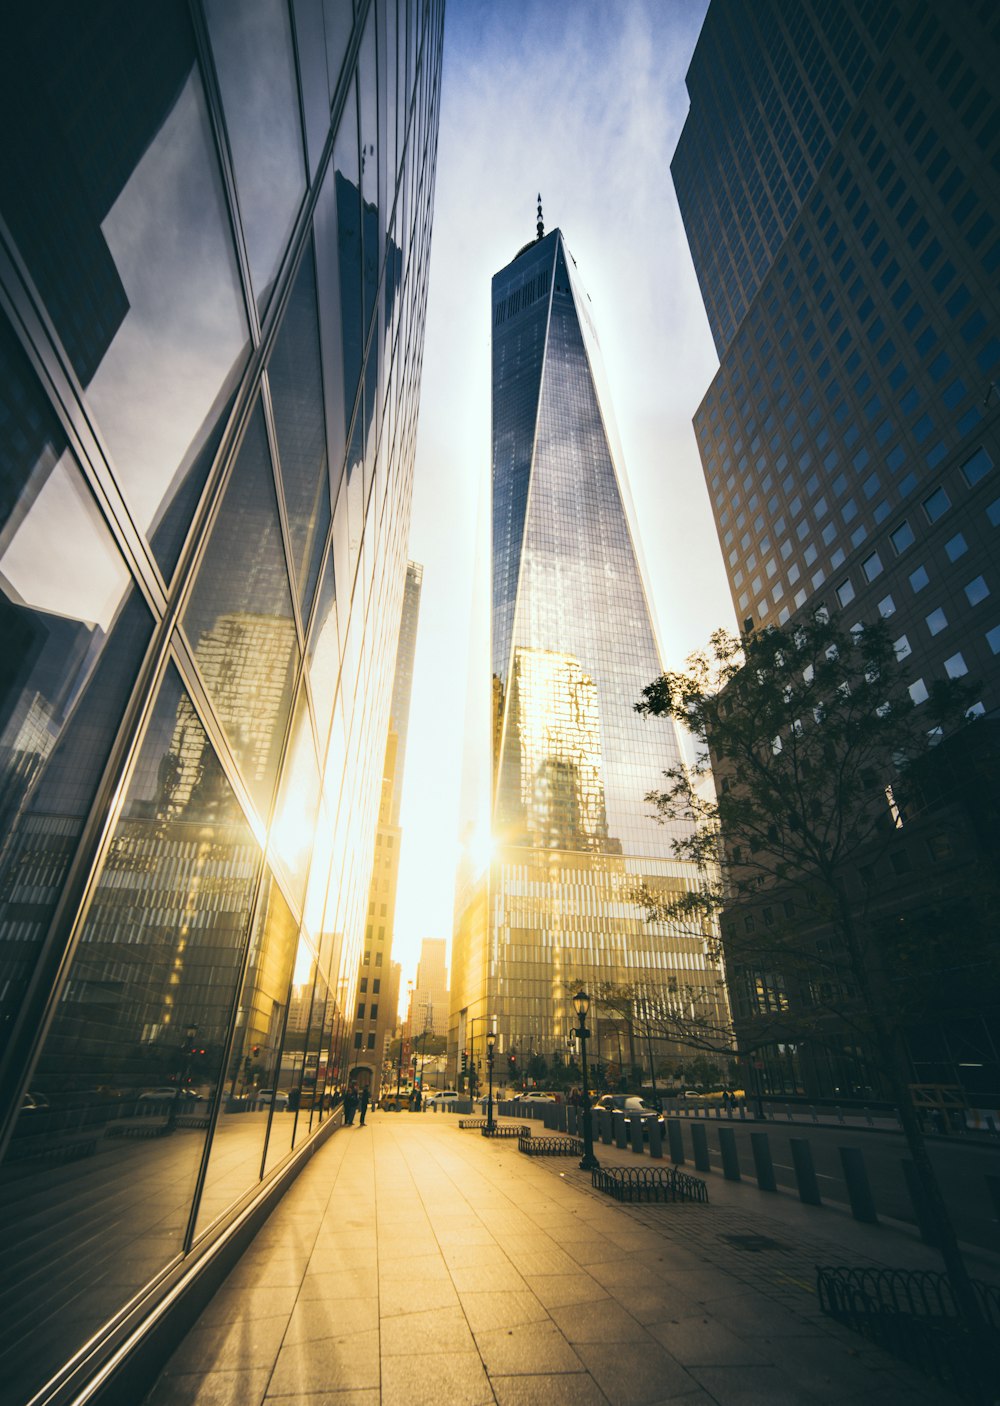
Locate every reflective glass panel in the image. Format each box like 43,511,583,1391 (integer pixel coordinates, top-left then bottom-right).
204,0,307,314
0,311,153,1053
295,968,332,1145
269,692,321,911
195,869,298,1236
307,544,341,746
0,665,259,1406
0,3,251,582
267,242,331,617
264,928,317,1173
182,404,299,816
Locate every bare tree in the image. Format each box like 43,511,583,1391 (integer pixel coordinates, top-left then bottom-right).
635,611,989,1329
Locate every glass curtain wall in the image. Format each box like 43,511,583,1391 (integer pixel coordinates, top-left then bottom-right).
0,2,444,1403
458,228,729,1079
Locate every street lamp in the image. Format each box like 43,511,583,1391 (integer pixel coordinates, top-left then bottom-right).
573,989,599,1170
486,1029,496,1133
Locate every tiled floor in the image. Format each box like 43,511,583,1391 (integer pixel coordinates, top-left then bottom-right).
144,1113,968,1404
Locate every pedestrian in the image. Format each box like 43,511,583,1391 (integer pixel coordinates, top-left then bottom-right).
286,1084,301,1112
358,1084,370,1126
344,1081,358,1125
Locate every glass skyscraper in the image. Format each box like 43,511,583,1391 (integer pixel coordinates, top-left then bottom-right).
673,0,999,1098
0,2,443,1402
451,225,728,1078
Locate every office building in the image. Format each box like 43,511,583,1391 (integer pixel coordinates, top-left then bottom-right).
0,1,443,1401
673,0,999,1098
352,560,421,1097
450,220,729,1083
409,936,449,1038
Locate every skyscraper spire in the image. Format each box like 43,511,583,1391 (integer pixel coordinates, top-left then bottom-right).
536,192,544,241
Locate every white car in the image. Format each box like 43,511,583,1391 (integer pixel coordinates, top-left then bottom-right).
426,1090,460,1107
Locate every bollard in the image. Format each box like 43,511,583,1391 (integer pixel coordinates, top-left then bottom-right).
902,1160,940,1245
718,1127,741,1180
690,1122,711,1172
614,1111,628,1149
667,1118,685,1165
556,1103,567,1132
567,1105,578,1136
600,1109,613,1145
790,1137,822,1205
629,1116,644,1154
839,1147,878,1224
750,1131,776,1191
648,1117,663,1159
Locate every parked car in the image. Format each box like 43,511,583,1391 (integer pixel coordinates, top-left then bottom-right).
426,1090,460,1107
592,1094,665,1137
256,1088,289,1109
522,1091,559,1103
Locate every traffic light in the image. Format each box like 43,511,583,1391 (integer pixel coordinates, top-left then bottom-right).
252,1044,260,1058
461,1050,468,1072
508,1052,516,1072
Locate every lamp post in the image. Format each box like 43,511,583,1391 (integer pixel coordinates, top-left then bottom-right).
486,1029,496,1133
573,989,599,1171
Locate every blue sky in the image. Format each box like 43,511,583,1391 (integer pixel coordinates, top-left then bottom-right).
393,0,734,993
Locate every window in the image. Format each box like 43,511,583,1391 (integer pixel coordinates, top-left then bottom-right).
925,607,948,635
987,624,1000,654
353,1032,363,1049
909,565,929,592
909,678,929,704
944,652,968,678
366,1033,376,1050
893,634,911,658
861,552,883,582
878,594,896,617
965,575,989,605
357,1003,365,1020
962,446,994,486
890,521,915,553
922,487,950,522
836,578,855,607
370,1004,378,1019
944,532,968,561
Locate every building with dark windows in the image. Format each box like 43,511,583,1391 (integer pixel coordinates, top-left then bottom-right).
0,2,443,1401
352,559,422,1096
450,221,729,1087
673,0,1000,1103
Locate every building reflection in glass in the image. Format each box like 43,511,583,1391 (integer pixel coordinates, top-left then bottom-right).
0,1,445,1401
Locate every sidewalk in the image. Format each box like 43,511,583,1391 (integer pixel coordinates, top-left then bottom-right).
144,1112,972,1405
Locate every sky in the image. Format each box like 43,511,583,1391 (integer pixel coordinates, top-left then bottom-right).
392,0,736,995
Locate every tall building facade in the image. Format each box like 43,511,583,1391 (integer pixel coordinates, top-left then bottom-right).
410,936,449,1038
673,0,1000,1097
450,224,728,1082
353,558,422,1094
0,2,443,1402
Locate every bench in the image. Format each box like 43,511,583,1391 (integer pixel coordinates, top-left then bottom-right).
592,1165,709,1204
518,1134,583,1156
105,1118,172,1139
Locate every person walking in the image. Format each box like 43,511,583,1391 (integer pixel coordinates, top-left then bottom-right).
344,1081,358,1126
358,1084,370,1126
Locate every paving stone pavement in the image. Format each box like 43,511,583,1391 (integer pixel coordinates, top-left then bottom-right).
143,1112,980,1405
